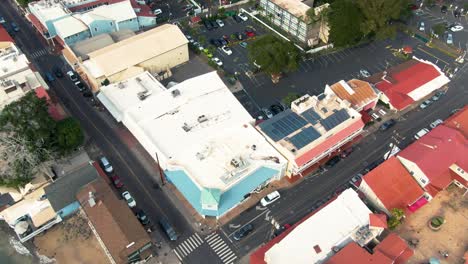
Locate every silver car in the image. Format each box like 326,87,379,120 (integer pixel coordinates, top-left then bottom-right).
419,99,432,109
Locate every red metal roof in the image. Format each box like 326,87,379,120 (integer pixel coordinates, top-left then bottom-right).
398,125,468,193
374,233,414,264
369,213,387,229
0,24,13,43
295,119,364,166
444,105,468,138
375,61,441,110
130,0,156,17
27,13,48,35
362,157,425,212
326,242,393,264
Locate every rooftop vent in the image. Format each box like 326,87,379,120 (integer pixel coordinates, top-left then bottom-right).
117,82,126,89
182,123,191,132
321,107,328,113
172,89,180,97
197,115,208,123
137,91,150,100
231,158,241,168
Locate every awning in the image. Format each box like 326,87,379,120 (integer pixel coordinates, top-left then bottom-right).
408,196,428,212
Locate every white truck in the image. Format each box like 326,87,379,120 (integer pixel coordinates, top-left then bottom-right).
414,128,430,140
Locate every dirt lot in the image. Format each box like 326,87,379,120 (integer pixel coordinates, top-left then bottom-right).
395,186,468,264
34,213,109,264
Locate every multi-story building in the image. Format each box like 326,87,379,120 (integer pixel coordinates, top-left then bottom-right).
97,71,287,218
259,0,329,46
0,25,44,110
257,90,364,178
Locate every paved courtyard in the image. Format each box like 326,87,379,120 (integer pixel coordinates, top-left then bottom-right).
395,186,468,264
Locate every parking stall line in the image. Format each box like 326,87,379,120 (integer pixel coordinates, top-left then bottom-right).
334,51,347,59
322,55,334,63
330,53,341,62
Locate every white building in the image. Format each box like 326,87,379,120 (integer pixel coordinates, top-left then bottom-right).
264,189,384,264
97,71,287,218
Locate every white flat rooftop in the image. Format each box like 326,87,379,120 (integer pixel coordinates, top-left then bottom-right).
29,1,69,23
265,189,373,264
98,71,285,190
88,0,136,23
53,15,89,39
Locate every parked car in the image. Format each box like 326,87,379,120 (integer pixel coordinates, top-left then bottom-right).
414,128,430,140
136,210,150,225
0,16,5,24
233,224,253,241
429,119,443,129
273,224,291,237
212,57,223,66
210,39,222,47
261,107,273,119
182,4,193,12
44,72,55,82
210,20,219,29
269,104,284,115
379,119,396,131
100,156,114,173
153,9,162,15
364,159,383,172
431,91,444,101
260,191,280,206
83,89,93,98
419,21,425,31
232,14,242,23
219,38,228,46
159,219,178,241
359,69,371,78
11,22,19,32
204,20,213,30
440,5,447,13
245,28,256,37
75,81,86,92
216,19,224,27
450,24,464,32
67,71,78,82
111,175,123,188
325,156,340,168
185,35,194,43
122,191,136,208
447,33,453,45
53,67,63,78
238,12,249,21
221,46,232,55
340,147,354,158
349,173,363,185
419,99,432,109
239,41,248,48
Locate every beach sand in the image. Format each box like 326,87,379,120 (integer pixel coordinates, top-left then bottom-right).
34,214,109,264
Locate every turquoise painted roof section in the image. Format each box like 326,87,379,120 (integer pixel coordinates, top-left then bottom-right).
201,188,221,206
165,166,278,217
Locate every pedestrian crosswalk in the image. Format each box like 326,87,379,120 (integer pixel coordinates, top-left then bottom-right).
173,233,204,260
205,232,237,264
28,49,48,59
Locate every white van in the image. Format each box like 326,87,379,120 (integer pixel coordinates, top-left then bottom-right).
414,128,430,140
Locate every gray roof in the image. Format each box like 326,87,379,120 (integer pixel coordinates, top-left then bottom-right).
45,163,98,211
0,193,14,207
71,29,136,60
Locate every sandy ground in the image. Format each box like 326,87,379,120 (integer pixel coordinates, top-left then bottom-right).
33,213,109,264
396,186,468,264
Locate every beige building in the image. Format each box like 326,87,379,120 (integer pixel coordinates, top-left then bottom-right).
79,24,189,91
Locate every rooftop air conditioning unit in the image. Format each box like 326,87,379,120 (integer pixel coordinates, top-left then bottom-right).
137,91,149,100
182,123,191,132
172,89,180,97
231,158,241,168
197,115,208,123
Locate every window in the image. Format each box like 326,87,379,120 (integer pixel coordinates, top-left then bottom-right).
94,27,97,32
110,22,113,26
4,87,17,93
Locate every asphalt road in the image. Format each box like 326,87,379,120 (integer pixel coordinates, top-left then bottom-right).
0,0,195,248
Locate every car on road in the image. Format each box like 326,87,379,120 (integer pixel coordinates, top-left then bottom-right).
269,104,284,115
45,72,55,82
159,219,178,241
53,67,63,78
11,22,19,32
75,81,86,92
419,99,432,109
340,147,354,158
431,91,444,101
450,24,464,32
111,175,123,188
153,9,162,15
359,69,371,78
414,128,430,140
350,173,363,185
212,57,223,66
446,33,453,45
232,14,242,23
260,191,280,206
221,46,232,55
122,191,136,208
245,28,256,37
239,41,248,48
182,4,193,12
204,20,213,30
0,16,6,24
136,210,150,225
185,35,194,43
210,39,222,47
419,21,425,31
219,38,228,46
273,224,291,237
440,5,447,13
379,119,396,131
429,119,443,129
99,156,114,173
325,156,340,168
233,224,253,241
261,107,273,119
67,71,78,82
216,19,224,27
238,12,249,21
364,159,384,172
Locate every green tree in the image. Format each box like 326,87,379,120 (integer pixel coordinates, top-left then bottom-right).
356,0,410,39
327,0,365,47
56,118,84,154
387,208,405,229
16,0,33,7
248,34,300,78
282,92,301,107
431,23,445,37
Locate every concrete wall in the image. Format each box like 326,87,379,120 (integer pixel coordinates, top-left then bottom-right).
137,16,157,28
87,18,117,37
63,29,92,46
116,18,139,31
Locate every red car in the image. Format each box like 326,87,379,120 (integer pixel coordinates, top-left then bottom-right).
245,28,256,37
111,175,124,188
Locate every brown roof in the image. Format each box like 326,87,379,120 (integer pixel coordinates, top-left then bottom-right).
77,179,151,264
330,79,378,110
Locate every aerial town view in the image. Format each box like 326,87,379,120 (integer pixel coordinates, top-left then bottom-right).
0,0,466,263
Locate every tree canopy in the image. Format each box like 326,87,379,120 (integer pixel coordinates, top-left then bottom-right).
327,0,365,47
56,117,84,154
248,34,300,76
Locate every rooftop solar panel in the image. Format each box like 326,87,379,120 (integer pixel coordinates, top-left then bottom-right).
321,109,350,131
258,110,307,141
301,109,322,125
289,126,321,149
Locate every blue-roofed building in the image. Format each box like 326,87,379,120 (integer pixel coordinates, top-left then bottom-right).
257,91,365,178
97,71,287,218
